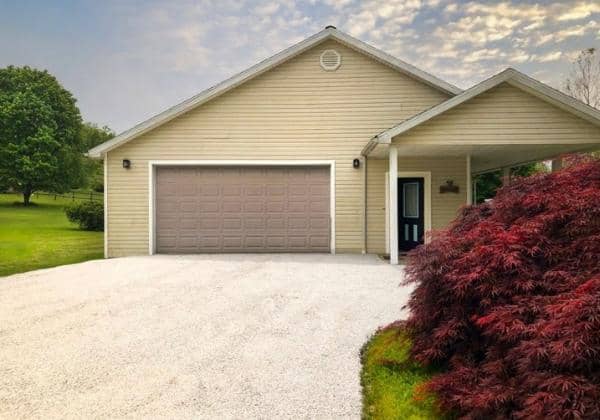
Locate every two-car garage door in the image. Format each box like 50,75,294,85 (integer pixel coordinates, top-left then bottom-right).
155,166,330,253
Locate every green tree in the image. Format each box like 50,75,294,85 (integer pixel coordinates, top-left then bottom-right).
80,122,114,192
80,122,114,150
474,163,546,203
0,66,84,205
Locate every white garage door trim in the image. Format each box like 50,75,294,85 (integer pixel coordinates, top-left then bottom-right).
148,160,336,255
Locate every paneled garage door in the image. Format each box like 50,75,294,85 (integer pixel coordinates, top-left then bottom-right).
155,166,330,253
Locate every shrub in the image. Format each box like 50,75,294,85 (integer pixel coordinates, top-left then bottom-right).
403,159,600,419
65,200,103,231
92,181,104,193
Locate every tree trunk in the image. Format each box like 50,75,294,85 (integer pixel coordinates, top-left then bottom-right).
23,188,32,206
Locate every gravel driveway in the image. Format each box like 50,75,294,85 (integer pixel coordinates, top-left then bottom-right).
0,254,410,419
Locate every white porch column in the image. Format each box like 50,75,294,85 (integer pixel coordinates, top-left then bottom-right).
389,145,399,265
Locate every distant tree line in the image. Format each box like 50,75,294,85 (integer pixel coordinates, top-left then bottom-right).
474,163,546,204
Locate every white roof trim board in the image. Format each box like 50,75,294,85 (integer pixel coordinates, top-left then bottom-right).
88,27,461,158
363,68,600,155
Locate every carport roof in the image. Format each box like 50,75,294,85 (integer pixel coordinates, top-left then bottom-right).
363,68,600,156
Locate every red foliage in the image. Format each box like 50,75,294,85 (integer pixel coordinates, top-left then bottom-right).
403,160,600,419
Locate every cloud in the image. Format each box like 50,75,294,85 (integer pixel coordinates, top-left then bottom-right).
253,2,281,15
463,48,502,63
523,20,544,31
369,1,600,88
444,3,459,14
344,0,426,36
322,0,353,10
347,10,378,36
557,2,600,21
535,33,555,46
553,20,600,42
508,50,530,64
463,2,547,22
535,51,563,62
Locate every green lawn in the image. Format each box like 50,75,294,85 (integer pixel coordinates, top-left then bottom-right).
0,193,103,277
361,324,444,419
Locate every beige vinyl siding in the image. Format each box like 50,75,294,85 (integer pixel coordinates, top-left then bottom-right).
366,159,387,253
366,157,467,254
395,83,600,146
106,39,449,257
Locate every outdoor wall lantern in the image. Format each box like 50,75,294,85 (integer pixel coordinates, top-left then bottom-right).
122,159,131,169
440,179,459,193
353,158,360,169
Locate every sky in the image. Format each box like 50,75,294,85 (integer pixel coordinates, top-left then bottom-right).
1,0,599,133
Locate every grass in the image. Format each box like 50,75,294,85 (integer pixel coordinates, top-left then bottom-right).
361,323,443,420
0,193,103,277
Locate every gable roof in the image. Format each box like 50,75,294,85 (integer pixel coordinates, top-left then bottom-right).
88,27,461,158
363,67,600,155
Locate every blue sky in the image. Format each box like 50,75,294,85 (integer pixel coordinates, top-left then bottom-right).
1,0,599,132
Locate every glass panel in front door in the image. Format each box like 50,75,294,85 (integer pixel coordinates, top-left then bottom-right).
403,182,419,218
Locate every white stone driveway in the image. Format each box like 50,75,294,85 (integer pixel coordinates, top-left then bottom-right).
0,254,410,419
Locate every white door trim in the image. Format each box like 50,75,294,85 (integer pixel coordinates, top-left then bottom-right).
385,172,390,255
397,171,432,239
148,160,336,255
388,147,398,264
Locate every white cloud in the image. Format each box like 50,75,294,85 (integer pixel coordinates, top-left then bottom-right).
464,2,546,22
556,25,588,41
463,48,502,63
523,20,544,31
554,20,600,41
535,51,563,62
444,3,458,14
535,33,555,46
557,3,600,21
344,0,425,36
424,0,442,7
322,0,353,10
253,2,281,15
347,10,377,36
508,50,530,63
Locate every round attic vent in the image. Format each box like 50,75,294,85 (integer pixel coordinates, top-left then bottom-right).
320,49,341,71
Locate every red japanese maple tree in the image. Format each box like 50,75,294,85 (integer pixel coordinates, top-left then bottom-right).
404,159,600,419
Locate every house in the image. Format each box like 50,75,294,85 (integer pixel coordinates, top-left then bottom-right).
89,26,600,264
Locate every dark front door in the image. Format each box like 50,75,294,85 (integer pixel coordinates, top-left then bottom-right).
398,177,424,252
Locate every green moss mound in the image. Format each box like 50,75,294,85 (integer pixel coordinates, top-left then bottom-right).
361,324,444,420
